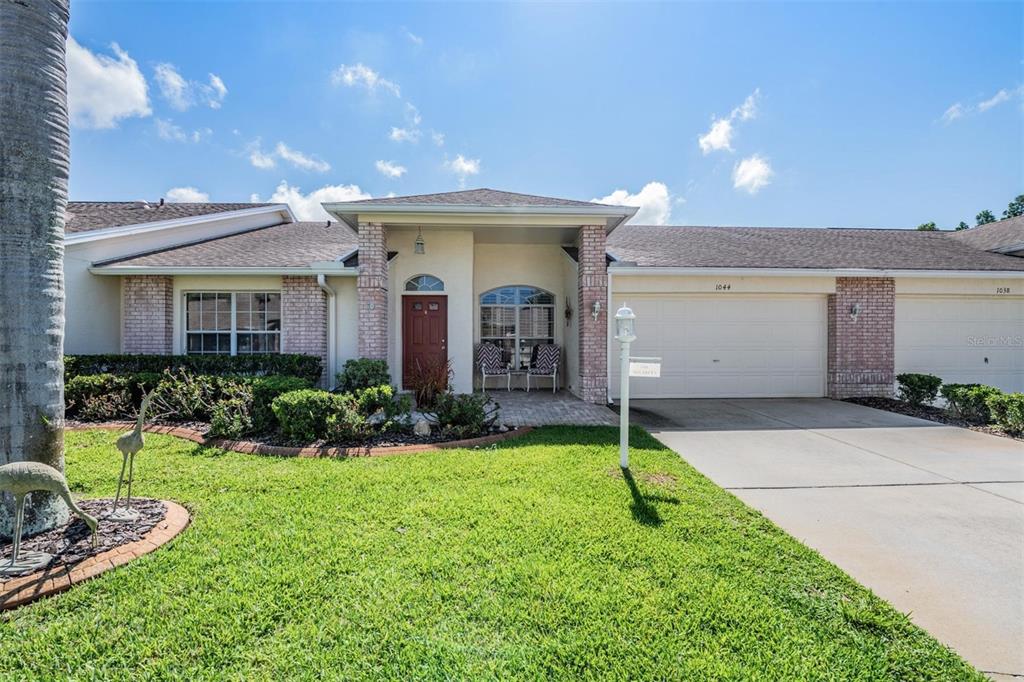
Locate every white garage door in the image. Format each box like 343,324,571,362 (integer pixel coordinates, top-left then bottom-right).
610,295,827,399
895,296,1024,393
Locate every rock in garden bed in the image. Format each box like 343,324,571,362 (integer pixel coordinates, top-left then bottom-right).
1,498,166,576
844,397,1023,442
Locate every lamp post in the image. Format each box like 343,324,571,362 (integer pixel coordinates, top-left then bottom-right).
614,304,636,469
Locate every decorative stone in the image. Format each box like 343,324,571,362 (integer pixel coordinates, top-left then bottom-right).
413,418,431,436
498,424,509,433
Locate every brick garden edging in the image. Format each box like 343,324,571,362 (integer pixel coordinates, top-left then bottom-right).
1,501,190,611
68,422,534,457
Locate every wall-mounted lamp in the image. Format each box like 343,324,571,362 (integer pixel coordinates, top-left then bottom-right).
592,300,603,321
414,227,425,255
849,303,861,321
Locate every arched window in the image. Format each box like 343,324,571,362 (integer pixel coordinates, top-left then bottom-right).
405,274,444,292
480,286,555,369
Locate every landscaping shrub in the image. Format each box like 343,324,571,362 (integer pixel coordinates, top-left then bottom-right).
272,389,367,442
65,353,322,384
895,373,942,406
209,383,256,439
248,375,312,432
149,369,227,422
940,383,1003,423
986,393,1024,435
336,359,391,393
407,358,452,409
425,392,499,439
65,374,133,421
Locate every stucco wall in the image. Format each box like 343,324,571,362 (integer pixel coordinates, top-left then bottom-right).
329,275,359,373
388,229,475,393
562,256,580,395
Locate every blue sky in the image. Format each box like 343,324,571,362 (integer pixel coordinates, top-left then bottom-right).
68,1,1022,228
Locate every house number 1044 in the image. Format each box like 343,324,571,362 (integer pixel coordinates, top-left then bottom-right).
715,283,732,291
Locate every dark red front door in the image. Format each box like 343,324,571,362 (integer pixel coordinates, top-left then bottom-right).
402,295,448,388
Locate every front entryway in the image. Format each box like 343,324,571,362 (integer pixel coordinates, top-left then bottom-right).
402,295,448,388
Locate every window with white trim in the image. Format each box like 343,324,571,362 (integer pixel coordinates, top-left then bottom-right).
480,286,555,369
184,292,281,355
405,274,444,292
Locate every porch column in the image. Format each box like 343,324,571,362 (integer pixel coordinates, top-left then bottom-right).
827,277,895,398
577,224,608,404
281,276,329,387
121,275,173,354
357,221,388,361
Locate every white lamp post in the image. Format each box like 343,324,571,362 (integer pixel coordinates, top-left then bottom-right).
614,304,636,469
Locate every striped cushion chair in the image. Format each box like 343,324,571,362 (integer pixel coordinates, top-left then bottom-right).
477,342,510,393
526,344,560,393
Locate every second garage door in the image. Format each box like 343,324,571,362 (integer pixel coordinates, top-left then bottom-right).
610,294,827,399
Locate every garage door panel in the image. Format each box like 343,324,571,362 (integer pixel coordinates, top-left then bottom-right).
895,296,1024,393
611,294,827,399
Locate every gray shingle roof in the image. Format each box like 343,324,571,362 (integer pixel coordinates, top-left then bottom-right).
66,201,274,234
948,216,1024,253
95,221,357,268
341,188,608,208
607,225,1024,271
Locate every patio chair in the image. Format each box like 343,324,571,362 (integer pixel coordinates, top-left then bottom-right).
477,342,510,393
526,343,560,393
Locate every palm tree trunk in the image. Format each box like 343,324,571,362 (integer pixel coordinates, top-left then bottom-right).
0,0,72,538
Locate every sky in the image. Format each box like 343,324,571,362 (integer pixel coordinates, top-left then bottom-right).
67,1,1023,229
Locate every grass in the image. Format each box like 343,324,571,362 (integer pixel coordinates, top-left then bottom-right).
0,427,980,680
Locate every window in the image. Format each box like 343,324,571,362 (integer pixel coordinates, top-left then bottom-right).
185,292,281,355
480,286,555,369
405,274,444,292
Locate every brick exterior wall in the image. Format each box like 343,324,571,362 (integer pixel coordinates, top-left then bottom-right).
577,224,609,404
827,277,895,398
281,276,329,386
121,275,173,354
357,222,388,360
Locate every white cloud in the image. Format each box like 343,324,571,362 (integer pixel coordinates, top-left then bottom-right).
941,103,965,124
155,63,228,110
66,36,150,129
156,118,210,143
977,88,1011,112
389,126,421,143
247,139,276,169
406,102,422,126
403,28,424,45
375,160,407,178
165,186,210,203
431,131,445,146
698,118,734,154
252,180,371,221
274,142,330,172
592,182,672,225
331,63,400,97
732,155,774,194
444,154,480,187
698,88,760,155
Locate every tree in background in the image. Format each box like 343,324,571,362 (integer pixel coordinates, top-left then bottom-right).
0,0,72,538
1003,194,1024,220
955,222,970,231
916,222,938,231
976,210,996,226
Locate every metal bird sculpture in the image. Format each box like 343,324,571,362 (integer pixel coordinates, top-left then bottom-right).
1,461,99,576
110,391,153,522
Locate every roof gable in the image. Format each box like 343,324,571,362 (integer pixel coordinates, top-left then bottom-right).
948,216,1024,254
341,188,607,209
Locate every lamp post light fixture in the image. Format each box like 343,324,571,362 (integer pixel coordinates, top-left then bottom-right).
615,304,636,468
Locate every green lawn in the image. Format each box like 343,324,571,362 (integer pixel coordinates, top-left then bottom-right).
0,427,979,680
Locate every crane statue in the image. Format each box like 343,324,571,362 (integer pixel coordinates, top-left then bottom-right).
109,390,153,522
1,461,99,576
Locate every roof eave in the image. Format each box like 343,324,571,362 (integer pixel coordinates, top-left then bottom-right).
607,265,1024,278
89,264,358,276
322,202,638,232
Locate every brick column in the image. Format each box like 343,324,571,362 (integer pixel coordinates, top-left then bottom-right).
357,222,388,360
122,275,173,354
577,224,608,403
827,277,895,398
281,276,328,386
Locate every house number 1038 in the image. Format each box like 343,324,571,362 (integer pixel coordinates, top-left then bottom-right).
996,287,1011,294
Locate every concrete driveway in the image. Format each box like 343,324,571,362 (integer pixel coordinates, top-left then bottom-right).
635,398,1024,679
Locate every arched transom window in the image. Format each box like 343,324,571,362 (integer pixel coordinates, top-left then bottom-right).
480,286,555,369
405,274,444,292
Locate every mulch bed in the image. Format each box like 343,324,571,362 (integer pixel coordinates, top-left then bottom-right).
1,498,166,577
844,397,1023,442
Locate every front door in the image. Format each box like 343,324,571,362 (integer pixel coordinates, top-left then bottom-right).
402,295,448,388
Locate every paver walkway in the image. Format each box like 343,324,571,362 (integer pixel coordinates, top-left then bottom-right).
491,390,616,426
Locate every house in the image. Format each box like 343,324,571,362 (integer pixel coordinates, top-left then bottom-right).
67,190,1024,401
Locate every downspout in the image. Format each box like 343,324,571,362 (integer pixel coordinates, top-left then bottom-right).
317,274,337,389
606,267,613,404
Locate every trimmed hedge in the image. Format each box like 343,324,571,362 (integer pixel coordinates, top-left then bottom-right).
940,383,1002,424
271,389,366,442
987,393,1024,435
895,373,942,406
65,353,321,384
336,358,390,393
